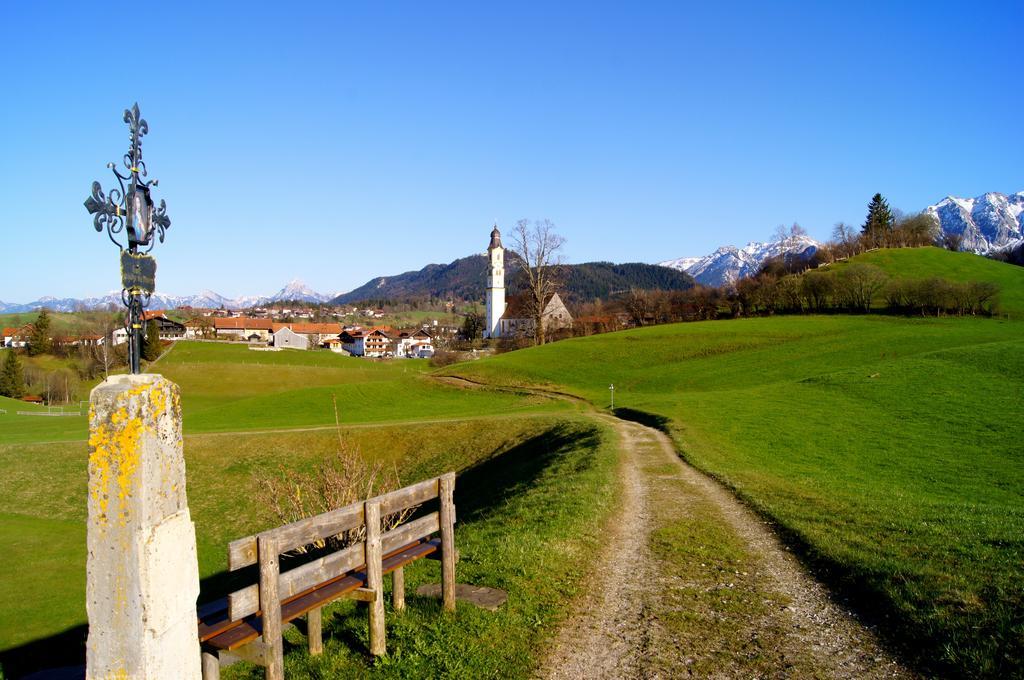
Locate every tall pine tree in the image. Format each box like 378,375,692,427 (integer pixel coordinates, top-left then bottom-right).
861,193,895,244
28,308,52,356
143,319,162,362
0,351,25,398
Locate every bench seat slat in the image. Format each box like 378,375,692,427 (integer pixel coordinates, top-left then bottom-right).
202,539,440,651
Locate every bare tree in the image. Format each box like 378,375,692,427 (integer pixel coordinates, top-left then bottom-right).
510,219,566,345
624,288,654,326
832,222,858,258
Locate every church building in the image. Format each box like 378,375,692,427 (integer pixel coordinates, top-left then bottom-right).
484,224,572,339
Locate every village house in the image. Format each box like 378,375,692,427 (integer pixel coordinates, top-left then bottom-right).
270,322,342,346
322,337,350,354
52,334,104,349
212,316,274,341
339,328,393,357
395,329,434,358
2,325,31,348
142,311,187,340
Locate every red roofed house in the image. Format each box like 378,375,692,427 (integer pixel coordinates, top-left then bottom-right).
213,317,274,341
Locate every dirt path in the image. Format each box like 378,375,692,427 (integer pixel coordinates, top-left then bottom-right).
537,414,914,679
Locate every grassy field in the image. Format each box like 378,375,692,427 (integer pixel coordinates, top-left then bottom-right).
0,342,571,445
0,414,616,678
0,340,602,678
831,246,1024,318
444,313,1024,677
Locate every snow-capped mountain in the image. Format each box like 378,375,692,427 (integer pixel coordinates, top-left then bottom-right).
0,280,340,314
925,191,1024,253
267,279,336,304
659,235,820,287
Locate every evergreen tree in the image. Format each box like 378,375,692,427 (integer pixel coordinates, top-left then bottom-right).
28,308,52,356
143,319,162,362
0,351,25,398
861,193,895,243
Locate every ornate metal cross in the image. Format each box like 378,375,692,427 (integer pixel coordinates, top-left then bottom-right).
84,103,171,374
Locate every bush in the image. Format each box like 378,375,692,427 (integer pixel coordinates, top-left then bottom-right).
253,398,409,554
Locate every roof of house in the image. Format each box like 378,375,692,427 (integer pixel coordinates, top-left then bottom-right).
500,292,566,321
398,328,432,339
142,310,167,321
270,322,341,335
214,317,274,331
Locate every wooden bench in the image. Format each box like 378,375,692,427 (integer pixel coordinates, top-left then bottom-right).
197,472,457,680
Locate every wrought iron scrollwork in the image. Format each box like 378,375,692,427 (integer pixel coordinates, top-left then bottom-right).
84,181,126,248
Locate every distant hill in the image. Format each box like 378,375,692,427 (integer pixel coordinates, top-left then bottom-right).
331,255,694,306
838,247,1024,318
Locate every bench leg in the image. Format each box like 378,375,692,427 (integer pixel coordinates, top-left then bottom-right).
308,606,323,656
393,567,406,612
201,650,220,680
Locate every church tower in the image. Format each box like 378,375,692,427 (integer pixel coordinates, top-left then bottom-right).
485,224,506,339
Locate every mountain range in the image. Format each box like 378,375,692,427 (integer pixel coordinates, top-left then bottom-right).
924,191,1024,254
659,235,820,287
0,279,339,315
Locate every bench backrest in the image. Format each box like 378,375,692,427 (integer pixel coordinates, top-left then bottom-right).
226,472,455,621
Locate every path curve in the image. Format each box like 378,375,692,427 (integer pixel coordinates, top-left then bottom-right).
536,414,914,679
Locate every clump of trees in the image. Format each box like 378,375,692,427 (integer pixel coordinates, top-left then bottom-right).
825,194,945,261
724,263,998,317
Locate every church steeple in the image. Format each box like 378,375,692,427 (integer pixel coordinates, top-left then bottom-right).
485,224,506,339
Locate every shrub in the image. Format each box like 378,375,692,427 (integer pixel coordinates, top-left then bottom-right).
253,398,410,554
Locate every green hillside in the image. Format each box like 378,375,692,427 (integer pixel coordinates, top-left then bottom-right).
445,314,1024,677
834,246,1024,317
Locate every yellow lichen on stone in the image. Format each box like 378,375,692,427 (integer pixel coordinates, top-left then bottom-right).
88,422,114,525
89,383,160,528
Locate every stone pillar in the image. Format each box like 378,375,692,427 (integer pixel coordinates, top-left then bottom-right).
86,374,201,679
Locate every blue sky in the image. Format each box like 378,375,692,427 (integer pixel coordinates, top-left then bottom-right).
1,1,1021,301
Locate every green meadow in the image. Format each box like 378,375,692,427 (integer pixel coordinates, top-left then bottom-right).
0,342,571,445
1,341,608,678
446,310,1024,677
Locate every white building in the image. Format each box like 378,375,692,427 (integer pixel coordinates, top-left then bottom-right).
271,326,309,350
485,225,506,338
395,329,434,358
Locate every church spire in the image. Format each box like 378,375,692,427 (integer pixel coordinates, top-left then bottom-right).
488,224,502,250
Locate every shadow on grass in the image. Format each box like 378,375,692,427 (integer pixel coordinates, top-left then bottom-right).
1,422,597,678
454,422,599,523
611,406,671,434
